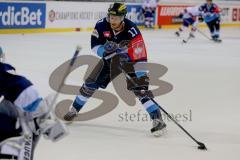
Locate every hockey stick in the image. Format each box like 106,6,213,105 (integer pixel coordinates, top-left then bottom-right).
196,28,212,41
49,45,82,110
182,36,192,44
196,28,222,43
118,60,207,150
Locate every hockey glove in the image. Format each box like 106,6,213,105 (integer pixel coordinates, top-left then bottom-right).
103,40,131,60
104,41,118,53
127,74,149,91
103,41,118,59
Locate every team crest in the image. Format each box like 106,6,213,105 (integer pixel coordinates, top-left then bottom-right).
103,31,111,38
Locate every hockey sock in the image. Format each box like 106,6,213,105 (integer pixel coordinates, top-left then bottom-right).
72,95,89,112
141,98,162,120
214,31,220,39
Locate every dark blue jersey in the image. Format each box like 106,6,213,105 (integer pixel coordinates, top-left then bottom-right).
91,17,148,62
199,3,220,23
0,62,15,73
0,62,32,103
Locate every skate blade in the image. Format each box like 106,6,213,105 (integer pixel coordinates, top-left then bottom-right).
152,128,167,137
64,121,73,125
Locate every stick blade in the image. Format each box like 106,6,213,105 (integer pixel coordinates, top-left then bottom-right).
182,40,187,43
197,142,207,150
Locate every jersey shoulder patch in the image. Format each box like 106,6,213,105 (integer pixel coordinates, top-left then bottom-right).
92,29,99,38
92,18,107,38
96,18,106,24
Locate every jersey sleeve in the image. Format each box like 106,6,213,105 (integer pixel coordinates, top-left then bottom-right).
0,72,43,113
0,62,15,72
213,4,220,14
127,25,148,62
91,19,105,57
198,4,204,12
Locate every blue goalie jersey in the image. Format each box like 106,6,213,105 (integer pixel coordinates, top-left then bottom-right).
0,62,33,104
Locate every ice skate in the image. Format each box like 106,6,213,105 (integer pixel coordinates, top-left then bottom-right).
212,37,222,43
175,31,180,37
189,33,195,38
151,119,167,137
63,107,78,121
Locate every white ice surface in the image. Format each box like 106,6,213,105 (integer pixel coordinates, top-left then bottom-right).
1,27,240,160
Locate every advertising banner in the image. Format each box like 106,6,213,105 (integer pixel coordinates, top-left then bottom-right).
157,5,189,26
46,2,109,29
126,4,145,26
1,1,239,33
157,4,240,26
232,7,240,22
0,2,46,29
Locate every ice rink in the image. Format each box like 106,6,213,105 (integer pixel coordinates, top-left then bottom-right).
1,27,240,160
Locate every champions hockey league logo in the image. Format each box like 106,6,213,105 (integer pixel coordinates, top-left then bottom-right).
48,10,56,22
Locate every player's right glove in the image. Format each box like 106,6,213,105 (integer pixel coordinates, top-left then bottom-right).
129,75,149,90
102,41,118,60
104,41,118,54
103,40,130,60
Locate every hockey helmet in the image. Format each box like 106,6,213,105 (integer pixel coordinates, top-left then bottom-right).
108,2,127,17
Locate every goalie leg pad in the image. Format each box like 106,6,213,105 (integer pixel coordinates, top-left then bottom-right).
0,138,23,158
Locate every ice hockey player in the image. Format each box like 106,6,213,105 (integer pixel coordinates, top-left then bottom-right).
199,0,222,42
0,47,67,160
142,0,158,28
64,2,166,137
175,6,201,40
